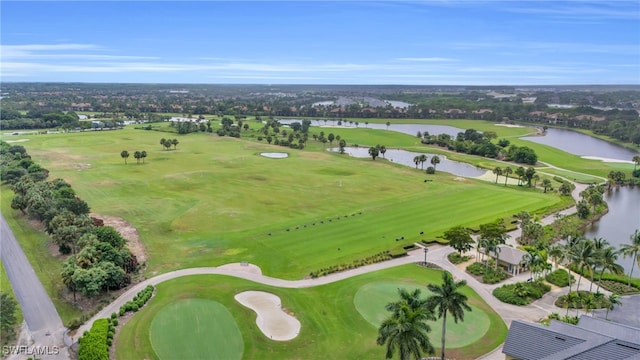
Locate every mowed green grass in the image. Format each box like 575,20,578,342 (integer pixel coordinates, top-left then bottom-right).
150,299,243,360
537,167,605,184
11,128,565,278
353,282,490,348
116,265,507,360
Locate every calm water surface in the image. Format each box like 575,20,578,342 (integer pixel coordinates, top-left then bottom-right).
584,186,640,274
522,128,639,161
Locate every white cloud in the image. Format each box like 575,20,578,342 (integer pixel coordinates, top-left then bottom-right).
395,57,459,62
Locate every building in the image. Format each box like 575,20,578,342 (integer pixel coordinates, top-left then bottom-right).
482,244,530,276
503,315,640,359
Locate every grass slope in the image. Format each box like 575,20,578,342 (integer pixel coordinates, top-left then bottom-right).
116,265,507,360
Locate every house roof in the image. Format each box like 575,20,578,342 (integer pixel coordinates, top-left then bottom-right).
481,245,528,265
503,316,640,360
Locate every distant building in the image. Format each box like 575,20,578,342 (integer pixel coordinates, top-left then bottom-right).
503,315,640,359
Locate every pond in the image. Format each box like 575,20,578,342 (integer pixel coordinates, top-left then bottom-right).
331,147,487,178
522,128,639,162
584,186,640,274
278,119,465,138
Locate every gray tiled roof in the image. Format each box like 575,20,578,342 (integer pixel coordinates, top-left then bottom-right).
504,316,640,360
503,320,585,359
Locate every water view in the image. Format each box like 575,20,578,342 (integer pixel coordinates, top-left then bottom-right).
278,119,465,138
584,186,640,274
331,147,487,178
522,128,639,162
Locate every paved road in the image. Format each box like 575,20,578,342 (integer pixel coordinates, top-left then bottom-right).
1,215,67,359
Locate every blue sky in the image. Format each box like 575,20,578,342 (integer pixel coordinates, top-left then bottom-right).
1,1,639,85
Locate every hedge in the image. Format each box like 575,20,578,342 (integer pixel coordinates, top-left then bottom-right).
309,250,402,278
545,269,574,287
119,285,155,316
493,281,551,305
78,318,109,360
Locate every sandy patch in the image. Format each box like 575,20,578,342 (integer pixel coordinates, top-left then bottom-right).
235,291,300,341
90,214,147,263
5,139,30,143
260,152,288,159
218,262,262,275
474,170,521,185
494,123,524,128
454,177,466,181
581,156,635,164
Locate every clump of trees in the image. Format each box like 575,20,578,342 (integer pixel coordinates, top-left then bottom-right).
160,138,179,150
120,150,147,164
421,129,538,165
0,141,138,302
0,293,18,345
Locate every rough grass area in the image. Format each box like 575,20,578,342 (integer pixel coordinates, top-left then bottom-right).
545,269,574,287
116,265,507,360
150,299,243,360
493,281,551,305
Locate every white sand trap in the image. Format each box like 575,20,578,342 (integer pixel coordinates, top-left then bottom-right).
218,262,262,275
581,156,634,164
260,152,288,159
474,170,521,185
5,139,30,143
235,291,300,341
494,123,524,128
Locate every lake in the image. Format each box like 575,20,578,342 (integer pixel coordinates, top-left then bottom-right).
331,147,487,178
584,186,640,274
278,119,465,138
522,128,639,162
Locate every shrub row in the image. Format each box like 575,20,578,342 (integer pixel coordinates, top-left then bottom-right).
309,251,397,278
420,238,449,246
78,318,110,360
447,253,471,265
598,280,640,295
542,313,579,325
119,285,154,316
555,291,610,309
545,269,574,287
493,280,551,305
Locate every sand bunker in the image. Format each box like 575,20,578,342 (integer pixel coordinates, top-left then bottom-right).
5,139,30,143
494,123,523,128
218,262,262,275
581,156,634,164
235,291,300,341
260,152,288,159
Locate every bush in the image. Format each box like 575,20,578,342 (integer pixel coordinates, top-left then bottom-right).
309,251,396,278
493,280,551,305
555,291,610,309
447,253,471,264
425,166,435,174
466,262,485,276
545,269,574,287
465,262,508,283
119,285,154,315
78,318,109,360
598,280,639,295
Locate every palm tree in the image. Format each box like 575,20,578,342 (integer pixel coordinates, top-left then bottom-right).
541,179,553,193
377,292,435,360
380,145,387,159
141,150,147,164
503,167,513,186
621,229,640,286
605,294,622,320
427,271,472,360
492,167,502,183
171,138,179,150
594,246,624,293
430,156,440,172
571,238,595,291
413,156,421,169
419,154,427,169
633,155,640,172
160,138,166,150
120,150,129,164
369,146,379,160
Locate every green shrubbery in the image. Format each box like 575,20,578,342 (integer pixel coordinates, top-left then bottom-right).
78,318,109,360
466,262,509,284
542,312,579,325
555,291,610,309
600,280,640,295
118,285,154,316
493,280,551,305
447,253,471,264
309,251,401,278
545,269,574,287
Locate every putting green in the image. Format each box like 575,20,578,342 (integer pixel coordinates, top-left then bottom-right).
149,299,243,360
354,281,490,348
